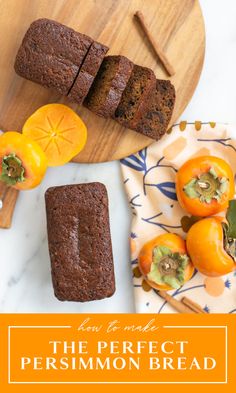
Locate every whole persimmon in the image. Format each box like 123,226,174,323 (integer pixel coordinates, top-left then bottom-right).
139,233,194,291
186,200,236,277
0,131,47,190
176,156,235,217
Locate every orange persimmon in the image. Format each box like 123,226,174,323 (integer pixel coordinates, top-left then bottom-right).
22,104,87,166
0,132,47,190
138,233,194,291
186,201,236,277
176,156,235,217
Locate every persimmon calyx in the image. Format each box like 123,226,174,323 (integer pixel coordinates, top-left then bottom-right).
147,245,189,289
183,167,229,204
223,200,236,261
0,153,25,186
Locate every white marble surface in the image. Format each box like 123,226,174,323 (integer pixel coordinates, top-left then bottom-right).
1,0,236,313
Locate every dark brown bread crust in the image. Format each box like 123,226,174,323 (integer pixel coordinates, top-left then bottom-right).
14,46,78,95
20,19,93,66
136,79,175,140
67,41,109,104
84,55,134,117
45,183,115,302
113,65,156,129
14,18,93,95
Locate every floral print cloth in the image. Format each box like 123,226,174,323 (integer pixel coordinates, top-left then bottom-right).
120,122,236,314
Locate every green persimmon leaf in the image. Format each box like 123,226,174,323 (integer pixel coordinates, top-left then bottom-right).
0,173,17,186
209,167,218,179
183,179,199,199
219,180,228,194
153,245,171,264
163,275,181,289
147,263,163,285
226,200,236,239
179,255,189,268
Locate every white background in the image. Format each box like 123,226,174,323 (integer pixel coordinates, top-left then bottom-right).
0,0,236,313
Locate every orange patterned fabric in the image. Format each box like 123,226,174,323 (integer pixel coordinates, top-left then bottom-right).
121,122,236,313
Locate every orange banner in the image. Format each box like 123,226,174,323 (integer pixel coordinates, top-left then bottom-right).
0,314,236,392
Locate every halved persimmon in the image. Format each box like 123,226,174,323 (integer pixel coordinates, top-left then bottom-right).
138,233,194,291
22,104,87,166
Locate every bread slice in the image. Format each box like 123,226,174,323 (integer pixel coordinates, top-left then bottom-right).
113,65,156,129
14,18,93,95
135,79,175,140
84,55,134,117
67,41,109,104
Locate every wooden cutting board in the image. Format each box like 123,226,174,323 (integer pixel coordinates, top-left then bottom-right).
0,0,205,163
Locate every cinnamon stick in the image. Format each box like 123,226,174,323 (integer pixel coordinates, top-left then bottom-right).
134,10,175,76
0,182,19,228
157,290,195,314
181,296,207,314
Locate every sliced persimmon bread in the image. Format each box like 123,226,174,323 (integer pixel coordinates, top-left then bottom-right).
113,65,156,129
67,41,109,104
14,18,93,95
135,79,175,140
84,55,134,117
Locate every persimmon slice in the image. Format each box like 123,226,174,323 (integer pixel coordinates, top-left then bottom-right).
22,104,87,166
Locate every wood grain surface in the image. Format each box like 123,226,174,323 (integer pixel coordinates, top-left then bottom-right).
0,0,205,163
0,182,19,228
